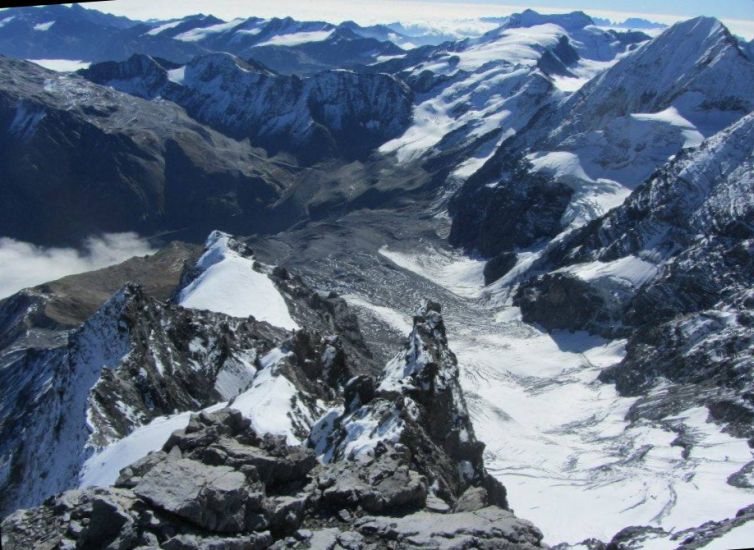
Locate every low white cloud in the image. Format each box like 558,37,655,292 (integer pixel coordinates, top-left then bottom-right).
0,233,157,300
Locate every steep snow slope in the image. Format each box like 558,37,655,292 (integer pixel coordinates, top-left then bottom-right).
178,232,298,330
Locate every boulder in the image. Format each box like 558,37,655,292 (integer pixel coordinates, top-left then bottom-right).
133,458,264,533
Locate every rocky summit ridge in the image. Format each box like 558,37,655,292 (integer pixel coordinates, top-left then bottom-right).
1,268,544,549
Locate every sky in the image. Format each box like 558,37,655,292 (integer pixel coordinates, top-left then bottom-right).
84,0,754,38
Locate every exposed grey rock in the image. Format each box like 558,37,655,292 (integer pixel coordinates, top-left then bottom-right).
483,252,518,285
133,458,263,533
1,299,544,550
312,301,507,510
449,159,574,257
318,445,428,513
355,506,543,549
162,533,273,550
453,486,489,513
514,272,627,335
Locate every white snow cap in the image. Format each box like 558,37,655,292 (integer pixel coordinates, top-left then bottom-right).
178,231,299,330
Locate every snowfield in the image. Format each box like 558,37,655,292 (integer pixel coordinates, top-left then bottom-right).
255,29,334,47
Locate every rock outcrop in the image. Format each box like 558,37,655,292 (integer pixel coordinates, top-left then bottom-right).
0,232,377,516
313,301,508,511
1,305,545,549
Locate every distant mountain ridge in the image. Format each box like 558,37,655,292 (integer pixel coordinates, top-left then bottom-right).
449,16,754,259
80,52,413,162
0,4,409,73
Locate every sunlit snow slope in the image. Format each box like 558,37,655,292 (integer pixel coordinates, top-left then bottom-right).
179,231,299,330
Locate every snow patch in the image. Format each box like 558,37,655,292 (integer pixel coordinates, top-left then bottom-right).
28,59,91,72
702,521,754,549
230,347,319,445
33,21,55,31
255,29,334,47
145,20,182,36
174,18,246,42
379,245,486,298
166,66,186,84
80,407,217,487
558,256,658,287
631,106,705,149
342,294,413,335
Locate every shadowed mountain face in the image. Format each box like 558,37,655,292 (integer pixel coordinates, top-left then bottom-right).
0,56,423,246
0,56,296,245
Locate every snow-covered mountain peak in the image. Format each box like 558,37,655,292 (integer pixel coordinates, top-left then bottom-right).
80,51,413,161
562,15,753,133
178,231,299,330
500,9,594,32
192,230,247,270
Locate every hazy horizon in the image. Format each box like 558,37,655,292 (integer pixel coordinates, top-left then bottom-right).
75,0,754,39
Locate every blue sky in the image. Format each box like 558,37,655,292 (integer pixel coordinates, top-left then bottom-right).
86,0,754,38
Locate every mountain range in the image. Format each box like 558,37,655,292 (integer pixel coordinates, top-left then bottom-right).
1,3,754,549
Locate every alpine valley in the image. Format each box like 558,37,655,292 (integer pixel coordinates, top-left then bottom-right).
1,3,753,549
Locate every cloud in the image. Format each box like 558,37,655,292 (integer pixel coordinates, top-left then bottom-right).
0,233,157,300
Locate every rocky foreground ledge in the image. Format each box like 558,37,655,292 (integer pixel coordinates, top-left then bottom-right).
1,303,545,550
